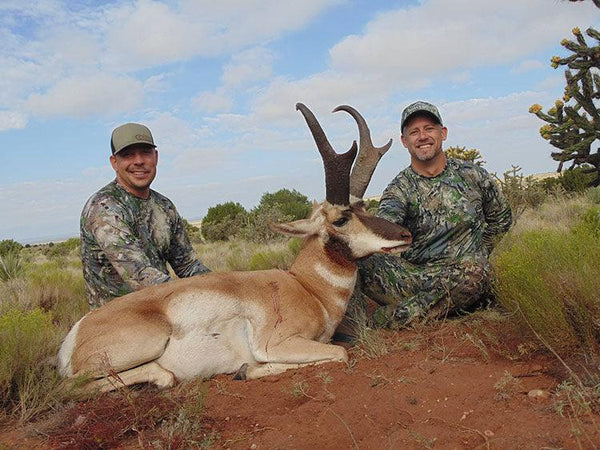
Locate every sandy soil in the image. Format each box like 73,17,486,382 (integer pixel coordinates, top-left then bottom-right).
1,313,599,449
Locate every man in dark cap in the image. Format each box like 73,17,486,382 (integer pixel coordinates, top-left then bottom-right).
354,101,512,327
80,123,210,308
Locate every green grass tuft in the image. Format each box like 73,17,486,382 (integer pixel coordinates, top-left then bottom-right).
493,206,600,358
0,251,25,282
0,309,64,422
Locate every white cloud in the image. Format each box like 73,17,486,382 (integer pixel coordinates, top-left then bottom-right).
251,73,388,123
192,47,274,113
25,74,144,117
0,110,27,131
124,110,214,157
103,0,209,69
329,0,599,87
1,0,340,119
193,89,234,114
442,92,559,174
143,73,172,93
102,0,341,70
222,47,274,88
512,59,546,74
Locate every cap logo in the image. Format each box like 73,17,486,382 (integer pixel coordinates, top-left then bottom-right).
135,134,152,142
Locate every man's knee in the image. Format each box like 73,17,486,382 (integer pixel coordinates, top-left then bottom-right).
357,254,416,306
448,259,491,310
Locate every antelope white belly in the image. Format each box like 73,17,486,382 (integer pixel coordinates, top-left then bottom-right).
157,316,254,379
158,291,261,380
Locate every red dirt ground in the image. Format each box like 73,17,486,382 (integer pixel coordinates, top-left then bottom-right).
2,313,599,449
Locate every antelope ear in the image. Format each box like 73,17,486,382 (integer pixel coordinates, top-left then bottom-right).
269,216,321,237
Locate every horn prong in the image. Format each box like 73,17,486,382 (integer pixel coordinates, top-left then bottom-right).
333,105,392,200
296,103,357,205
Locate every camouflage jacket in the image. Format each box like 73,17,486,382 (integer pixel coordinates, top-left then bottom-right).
80,180,210,308
377,158,512,265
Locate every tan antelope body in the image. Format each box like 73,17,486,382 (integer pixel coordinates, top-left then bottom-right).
58,103,412,391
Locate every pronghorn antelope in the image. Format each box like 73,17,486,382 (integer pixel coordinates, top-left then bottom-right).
58,103,412,392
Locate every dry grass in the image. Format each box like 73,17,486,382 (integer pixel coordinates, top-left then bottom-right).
506,193,593,237
194,239,297,272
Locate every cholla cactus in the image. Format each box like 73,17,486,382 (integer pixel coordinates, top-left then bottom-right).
444,145,486,166
529,27,600,187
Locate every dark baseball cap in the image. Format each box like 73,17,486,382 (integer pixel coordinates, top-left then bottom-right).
401,101,443,132
110,123,156,155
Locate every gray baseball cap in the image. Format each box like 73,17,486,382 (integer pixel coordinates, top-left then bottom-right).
401,101,443,132
110,123,156,155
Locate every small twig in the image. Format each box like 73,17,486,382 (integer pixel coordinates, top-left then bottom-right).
298,383,319,400
214,379,245,398
328,408,359,450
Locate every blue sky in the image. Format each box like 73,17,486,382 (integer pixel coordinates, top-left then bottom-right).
1,0,599,244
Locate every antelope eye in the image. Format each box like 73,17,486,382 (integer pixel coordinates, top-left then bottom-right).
332,217,348,227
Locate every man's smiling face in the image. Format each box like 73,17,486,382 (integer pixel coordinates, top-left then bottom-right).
110,144,158,199
401,114,447,164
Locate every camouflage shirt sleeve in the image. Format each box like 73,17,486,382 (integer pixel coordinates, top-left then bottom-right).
374,160,512,264
80,181,209,308
473,165,513,251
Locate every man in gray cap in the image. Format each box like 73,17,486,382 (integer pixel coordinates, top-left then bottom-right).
349,101,512,328
80,123,210,308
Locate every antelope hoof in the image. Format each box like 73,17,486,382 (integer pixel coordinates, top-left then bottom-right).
233,363,248,380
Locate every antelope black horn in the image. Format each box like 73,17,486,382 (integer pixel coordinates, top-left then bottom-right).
296,102,357,206
333,105,393,200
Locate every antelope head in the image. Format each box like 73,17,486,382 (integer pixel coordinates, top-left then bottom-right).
271,103,411,260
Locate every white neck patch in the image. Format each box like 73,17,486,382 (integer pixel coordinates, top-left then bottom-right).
313,262,356,290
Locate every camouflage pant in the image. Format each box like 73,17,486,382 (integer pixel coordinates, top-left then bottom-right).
352,254,492,328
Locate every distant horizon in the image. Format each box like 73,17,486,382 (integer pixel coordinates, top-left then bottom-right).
13,168,564,246
2,1,598,243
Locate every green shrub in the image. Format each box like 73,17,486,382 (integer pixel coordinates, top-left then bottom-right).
580,207,600,236
183,219,204,244
540,166,598,194
493,213,600,357
43,237,80,259
246,238,301,270
0,251,25,282
224,241,251,271
0,309,63,422
0,239,23,257
248,248,295,270
239,205,293,243
560,166,597,193
584,186,600,204
201,202,248,242
494,166,547,217
256,189,311,221
364,199,380,214
27,261,88,329
238,189,310,243
287,237,302,256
